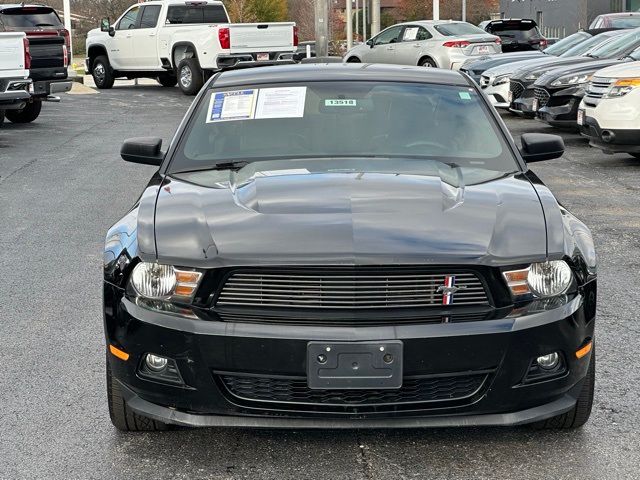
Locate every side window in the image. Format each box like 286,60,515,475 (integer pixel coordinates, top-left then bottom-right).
373,26,401,45
416,27,431,41
117,6,140,30
139,5,161,29
402,26,431,42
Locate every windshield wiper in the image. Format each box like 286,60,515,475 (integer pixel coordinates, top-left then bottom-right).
173,161,250,174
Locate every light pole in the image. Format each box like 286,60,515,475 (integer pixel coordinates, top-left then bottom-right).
355,0,359,41
346,0,353,50
62,0,73,60
433,0,439,21
462,0,466,22
362,0,366,41
371,0,380,36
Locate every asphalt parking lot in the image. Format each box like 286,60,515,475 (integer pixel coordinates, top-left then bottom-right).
1,82,639,480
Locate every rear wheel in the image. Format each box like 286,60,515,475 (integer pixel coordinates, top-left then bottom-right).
419,57,437,68
532,348,595,429
177,58,204,96
106,353,170,431
92,55,115,89
5,100,42,124
158,74,177,88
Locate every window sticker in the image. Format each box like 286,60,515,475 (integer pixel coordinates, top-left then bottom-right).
403,27,419,41
325,99,357,107
207,89,257,123
458,91,472,100
254,87,307,119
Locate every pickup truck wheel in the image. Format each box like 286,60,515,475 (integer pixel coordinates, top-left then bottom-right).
93,55,115,89
106,353,170,432
158,74,177,88
4,100,42,124
177,58,204,96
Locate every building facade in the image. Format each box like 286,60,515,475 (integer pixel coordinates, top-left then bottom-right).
499,0,638,38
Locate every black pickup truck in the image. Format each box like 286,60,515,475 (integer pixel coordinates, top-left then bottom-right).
0,4,72,123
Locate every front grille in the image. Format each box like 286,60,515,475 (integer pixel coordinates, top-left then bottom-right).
586,77,612,100
509,80,524,100
534,87,550,109
215,269,489,309
218,372,488,410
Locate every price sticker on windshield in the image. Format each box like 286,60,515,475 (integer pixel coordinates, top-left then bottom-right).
207,89,257,123
325,99,357,107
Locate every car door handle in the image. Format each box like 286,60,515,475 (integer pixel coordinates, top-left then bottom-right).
149,33,156,37
386,46,394,50
126,33,132,38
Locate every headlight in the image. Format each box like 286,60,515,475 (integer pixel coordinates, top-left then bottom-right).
503,260,573,299
550,73,592,87
493,74,510,86
525,71,543,81
130,262,203,300
604,77,640,98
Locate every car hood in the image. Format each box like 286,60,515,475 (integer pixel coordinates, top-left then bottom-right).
512,57,595,80
148,168,548,268
537,58,622,86
484,56,562,77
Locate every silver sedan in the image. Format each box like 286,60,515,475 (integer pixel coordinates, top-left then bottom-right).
344,20,501,70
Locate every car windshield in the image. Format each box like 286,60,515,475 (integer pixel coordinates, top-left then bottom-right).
560,33,618,57
434,23,487,36
588,29,640,58
170,81,518,175
0,7,62,27
610,17,640,28
544,31,590,55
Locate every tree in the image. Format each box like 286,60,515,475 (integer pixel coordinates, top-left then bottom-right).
288,0,314,41
226,0,288,22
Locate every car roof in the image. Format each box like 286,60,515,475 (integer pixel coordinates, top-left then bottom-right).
596,12,640,18
0,4,55,9
212,63,470,89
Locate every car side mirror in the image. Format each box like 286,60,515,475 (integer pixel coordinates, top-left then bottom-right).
121,138,164,166
367,39,374,48
100,18,115,36
520,133,565,163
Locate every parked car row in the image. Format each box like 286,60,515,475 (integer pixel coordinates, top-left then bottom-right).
0,4,72,127
458,25,640,158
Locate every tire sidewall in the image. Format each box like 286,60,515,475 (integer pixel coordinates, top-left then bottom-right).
177,58,203,96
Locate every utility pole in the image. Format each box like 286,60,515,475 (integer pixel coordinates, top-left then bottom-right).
433,0,439,21
462,0,466,22
346,0,353,50
371,0,380,36
315,0,329,57
362,0,367,41
355,0,359,41
62,0,72,60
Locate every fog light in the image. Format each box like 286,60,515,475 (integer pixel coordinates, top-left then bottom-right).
537,352,560,370
145,354,168,372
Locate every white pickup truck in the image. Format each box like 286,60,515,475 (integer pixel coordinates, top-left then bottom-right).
0,32,32,128
85,0,298,95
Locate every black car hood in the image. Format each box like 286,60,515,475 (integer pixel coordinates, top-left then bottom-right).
146,169,548,268
513,57,595,80
537,58,623,86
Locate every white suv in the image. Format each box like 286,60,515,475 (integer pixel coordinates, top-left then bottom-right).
578,61,640,158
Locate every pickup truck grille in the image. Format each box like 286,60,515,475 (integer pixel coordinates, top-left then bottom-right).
215,268,489,310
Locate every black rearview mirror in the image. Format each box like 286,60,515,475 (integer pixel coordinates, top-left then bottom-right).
366,39,374,48
520,133,565,163
121,138,164,166
101,18,115,36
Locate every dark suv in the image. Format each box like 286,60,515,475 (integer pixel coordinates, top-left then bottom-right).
0,4,72,123
483,19,547,52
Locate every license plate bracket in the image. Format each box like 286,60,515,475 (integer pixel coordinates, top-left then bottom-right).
307,341,403,390
257,52,269,61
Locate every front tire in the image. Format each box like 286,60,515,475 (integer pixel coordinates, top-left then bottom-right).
106,354,170,431
177,58,204,96
532,347,595,429
92,55,115,89
4,100,42,124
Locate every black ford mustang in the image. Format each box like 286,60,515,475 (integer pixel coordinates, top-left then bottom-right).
103,63,597,431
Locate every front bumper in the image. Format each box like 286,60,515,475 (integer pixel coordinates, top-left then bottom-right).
510,82,536,116
105,283,595,428
580,114,640,154
482,82,510,109
537,89,584,128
